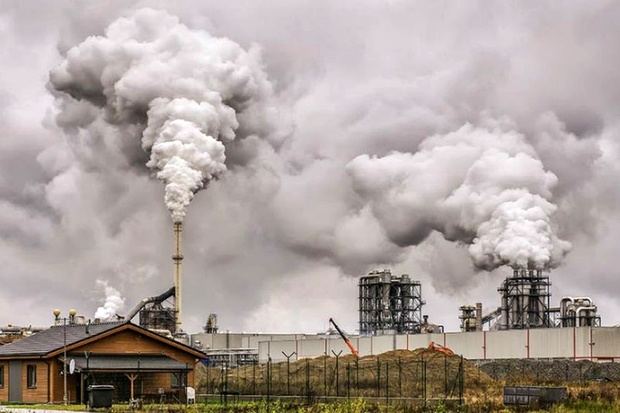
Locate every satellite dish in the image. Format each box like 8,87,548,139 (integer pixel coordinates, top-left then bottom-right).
69,359,75,374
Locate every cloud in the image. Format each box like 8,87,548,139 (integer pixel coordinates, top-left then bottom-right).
0,1,618,334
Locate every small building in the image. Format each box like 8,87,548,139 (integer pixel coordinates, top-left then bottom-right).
0,321,205,404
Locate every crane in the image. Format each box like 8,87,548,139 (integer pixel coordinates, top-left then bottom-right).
329,318,359,358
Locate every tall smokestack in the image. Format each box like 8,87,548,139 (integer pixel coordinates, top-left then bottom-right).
173,222,183,330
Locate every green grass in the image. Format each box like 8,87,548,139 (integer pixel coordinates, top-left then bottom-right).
6,399,620,413
3,404,88,411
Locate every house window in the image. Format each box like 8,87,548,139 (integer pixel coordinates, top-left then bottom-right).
0,365,4,387
27,365,37,388
171,372,185,388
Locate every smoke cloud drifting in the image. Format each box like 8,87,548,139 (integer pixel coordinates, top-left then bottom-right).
49,8,280,222
347,122,572,270
1,1,620,333
94,280,125,321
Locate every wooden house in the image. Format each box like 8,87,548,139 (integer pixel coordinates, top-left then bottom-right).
0,321,205,404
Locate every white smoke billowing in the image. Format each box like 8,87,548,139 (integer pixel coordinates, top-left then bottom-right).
3,1,619,333
49,8,281,222
347,123,572,270
94,280,125,321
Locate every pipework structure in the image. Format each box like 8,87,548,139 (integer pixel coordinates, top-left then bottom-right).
459,303,482,332
359,269,424,335
559,296,601,327
173,221,184,330
497,267,553,330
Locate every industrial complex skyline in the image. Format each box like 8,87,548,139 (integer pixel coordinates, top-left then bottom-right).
0,1,619,335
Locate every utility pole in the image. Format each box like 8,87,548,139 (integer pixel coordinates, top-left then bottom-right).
63,317,67,405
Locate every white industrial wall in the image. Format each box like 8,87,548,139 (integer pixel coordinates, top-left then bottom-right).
254,327,620,363
192,332,322,351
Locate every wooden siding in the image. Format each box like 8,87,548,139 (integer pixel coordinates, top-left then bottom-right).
50,359,78,403
0,325,200,403
20,361,48,403
0,362,7,400
74,330,198,367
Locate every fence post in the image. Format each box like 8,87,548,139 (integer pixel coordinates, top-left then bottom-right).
459,355,464,406
444,352,448,399
282,351,297,396
398,356,402,397
306,358,311,404
423,359,427,407
218,364,224,405
385,360,389,405
346,363,351,400
224,361,229,406
206,365,210,395
332,350,342,398
267,357,271,403
324,356,328,398
252,362,256,396
376,359,381,398
356,358,359,397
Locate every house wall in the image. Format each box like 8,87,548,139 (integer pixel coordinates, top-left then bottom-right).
75,329,198,368
0,326,202,403
20,361,49,403
50,359,79,403
72,329,197,389
0,361,8,400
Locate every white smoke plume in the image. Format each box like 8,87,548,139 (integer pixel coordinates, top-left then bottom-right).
49,8,279,222
94,280,125,321
347,122,572,270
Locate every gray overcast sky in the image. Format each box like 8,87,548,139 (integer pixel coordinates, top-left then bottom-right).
0,1,619,334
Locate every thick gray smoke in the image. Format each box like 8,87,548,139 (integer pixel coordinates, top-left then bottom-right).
2,1,620,333
49,8,279,222
347,122,572,270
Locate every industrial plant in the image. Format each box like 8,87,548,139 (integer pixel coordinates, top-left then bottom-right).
459,267,601,332
0,202,613,405
0,212,616,407
181,265,616,368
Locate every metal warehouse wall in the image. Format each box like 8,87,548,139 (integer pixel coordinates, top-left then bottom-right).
254,327,620,363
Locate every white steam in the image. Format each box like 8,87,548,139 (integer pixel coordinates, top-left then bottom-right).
347,123,572,270
50,8,278,222
94,280,125,321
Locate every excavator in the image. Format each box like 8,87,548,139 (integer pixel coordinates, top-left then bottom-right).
427,341,455,356
329,318,359,358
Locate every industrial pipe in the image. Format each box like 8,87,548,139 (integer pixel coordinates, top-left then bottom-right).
576,306,597,327
125,286,175,321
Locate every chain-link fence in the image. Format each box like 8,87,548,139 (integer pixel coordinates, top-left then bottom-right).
197,353,464,408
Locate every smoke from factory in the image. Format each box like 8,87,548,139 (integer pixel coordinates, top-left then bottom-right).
2,2,616,332
347,123,572,271
49,8,280,222
94,280,125,321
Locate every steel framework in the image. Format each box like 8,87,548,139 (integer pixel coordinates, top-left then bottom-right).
498,267,552,330
359,270,424,335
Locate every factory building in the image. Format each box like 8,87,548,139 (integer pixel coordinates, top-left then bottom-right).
359,270,425,335
459,267,601,331
0,321,205,404
191,267,610,366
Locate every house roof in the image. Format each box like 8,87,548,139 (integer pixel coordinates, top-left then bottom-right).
0,321,124,357
59,354,190,372
0,322,205,359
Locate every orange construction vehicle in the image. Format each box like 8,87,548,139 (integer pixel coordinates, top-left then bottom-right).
427,341,455,356
329,318,359,358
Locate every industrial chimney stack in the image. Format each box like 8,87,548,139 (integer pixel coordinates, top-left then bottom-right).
172,222,184,330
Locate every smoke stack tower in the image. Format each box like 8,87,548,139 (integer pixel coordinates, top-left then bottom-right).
172,222,183,331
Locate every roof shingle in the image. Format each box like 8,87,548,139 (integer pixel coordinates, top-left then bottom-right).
0,321,125,356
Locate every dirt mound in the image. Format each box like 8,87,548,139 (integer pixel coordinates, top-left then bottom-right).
197,348,496,400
